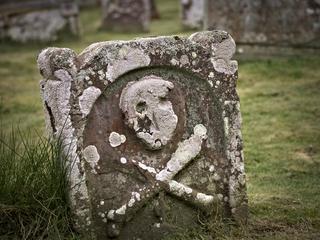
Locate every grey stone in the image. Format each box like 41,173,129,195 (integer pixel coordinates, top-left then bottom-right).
181,0,205,29
0,1,80,42
204,0,320,47
101,0,151,32
37,30,247,239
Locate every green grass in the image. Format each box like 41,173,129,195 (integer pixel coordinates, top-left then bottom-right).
0,130,74,239
0,0,320,239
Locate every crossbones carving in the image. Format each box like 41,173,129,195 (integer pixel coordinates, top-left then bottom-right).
106,124,219,236
105,77,219,237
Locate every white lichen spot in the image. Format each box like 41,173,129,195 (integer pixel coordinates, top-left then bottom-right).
138,162,157,174
83,145,100,173
101,213,105,218
100,200,105,205
170,58,179,66
180,55,189,65
213,173,221,181
194,124,207,138
169,180,193,196
120,157,127,164
109,132,126,147
132,192,141,201
105,46,151,82
154,223,161,228
107,210,115,219
209,165,215,172
216,80,220,85
192,52,197,58
208,79,213,87
196,193,214,205
208,72,214,78
128,198,135,207
217,194,223,201
79,86,101,117
115,205,127,215
211,58,237,75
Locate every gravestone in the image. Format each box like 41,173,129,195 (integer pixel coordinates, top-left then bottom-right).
0,0,80,43
101,0,151,32
181,0,205,29
77,0,99,7
150,0,160,19
204,0,320,47
37,30,247,239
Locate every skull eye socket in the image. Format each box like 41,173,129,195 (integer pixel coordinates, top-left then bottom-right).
136,101,147,113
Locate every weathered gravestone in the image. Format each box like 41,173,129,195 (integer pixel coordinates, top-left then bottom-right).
204,0,320,47
150,0,160,19
101,0,150,32
0,0,80,43
77,0,99,7
181,0,205,29
37,30,247,239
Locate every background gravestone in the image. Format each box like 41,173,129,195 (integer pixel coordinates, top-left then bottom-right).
204,0,320,47
37,30,247,239
181,0,204,29
101,0,151,32
0,0,80,43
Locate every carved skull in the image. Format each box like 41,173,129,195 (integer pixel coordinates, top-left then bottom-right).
119,75,178,150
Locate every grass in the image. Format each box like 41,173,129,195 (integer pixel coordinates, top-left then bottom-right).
0,130,74,239
0,0,320,239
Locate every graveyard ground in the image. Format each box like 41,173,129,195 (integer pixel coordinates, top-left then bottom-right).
0,0,320,239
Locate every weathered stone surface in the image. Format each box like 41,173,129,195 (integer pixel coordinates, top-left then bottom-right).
37,30,247,239
204,0,320,47
101,0,151,32
0,1,80,42
181,0,205,29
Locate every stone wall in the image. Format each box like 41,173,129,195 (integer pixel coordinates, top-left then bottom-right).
0,1,80,42
37,30,247,239
204,0,320,47
101,0,151,32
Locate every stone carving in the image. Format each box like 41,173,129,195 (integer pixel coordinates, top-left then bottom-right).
38,30,247,239
119,76,178,150
106,124,216,237
0,1,80,42
101,0,151,32
181,0,205,29
204,0,320,47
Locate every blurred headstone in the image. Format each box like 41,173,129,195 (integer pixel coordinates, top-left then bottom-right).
101,0,151,32
37,30,247,239
77,0,99,7
181,0,205,29
150,0,160,19
204,0,320,47
0,0,80,42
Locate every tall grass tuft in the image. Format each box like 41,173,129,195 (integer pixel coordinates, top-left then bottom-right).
0,128,76,239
